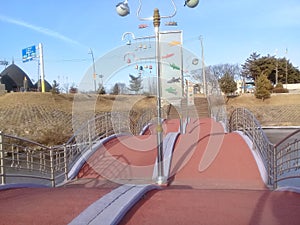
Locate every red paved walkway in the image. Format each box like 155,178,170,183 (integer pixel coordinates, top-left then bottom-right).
1,118,300,225
120,189,300,225
170,118,266,189
0,187,113,225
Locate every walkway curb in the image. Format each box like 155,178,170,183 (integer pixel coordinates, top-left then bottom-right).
68,184,160,225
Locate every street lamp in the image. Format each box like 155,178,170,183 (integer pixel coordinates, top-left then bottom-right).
116,0,199,185
184,0,199,8
116,0,199,16
116,0,130,17
88,48,97,93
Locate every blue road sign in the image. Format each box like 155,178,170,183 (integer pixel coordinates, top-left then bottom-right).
22,45,36,63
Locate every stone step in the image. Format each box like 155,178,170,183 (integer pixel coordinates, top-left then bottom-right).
167,97,209,119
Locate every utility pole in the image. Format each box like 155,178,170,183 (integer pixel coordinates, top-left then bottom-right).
89,48,97,93
285,48,288,89
275,49,278,86
200,36,207,96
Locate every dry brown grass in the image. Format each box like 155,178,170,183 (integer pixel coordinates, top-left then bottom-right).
0,93,157,145
226,93,300,126
0,92,299,145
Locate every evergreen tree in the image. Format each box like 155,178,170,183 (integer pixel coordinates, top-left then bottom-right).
111,83,120,95
51,80,60,94
242,52,300,84
254,74,271,100
98,84,106,95
241,52,261,80
218,72,237,95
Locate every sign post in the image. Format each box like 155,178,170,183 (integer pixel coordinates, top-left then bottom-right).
38,43,45,92
22,44,45,92
22,45,36,63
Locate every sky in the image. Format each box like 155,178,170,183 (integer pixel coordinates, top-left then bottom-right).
0,0,299,91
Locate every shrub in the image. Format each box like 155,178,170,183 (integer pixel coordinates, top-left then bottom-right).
272,87,289,93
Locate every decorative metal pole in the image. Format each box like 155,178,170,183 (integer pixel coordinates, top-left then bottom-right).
153,8,165,185
116,0,200,185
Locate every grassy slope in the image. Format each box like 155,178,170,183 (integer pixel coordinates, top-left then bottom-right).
0,92,299,145
0,92,157,145
226,93,300,126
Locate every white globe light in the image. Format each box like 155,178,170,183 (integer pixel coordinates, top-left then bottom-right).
192,58,199,65
185,0,199,8
116,2,130,17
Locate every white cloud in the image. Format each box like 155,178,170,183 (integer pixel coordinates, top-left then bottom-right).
0,14,85,47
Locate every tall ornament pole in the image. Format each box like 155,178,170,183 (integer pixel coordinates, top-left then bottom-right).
153,8,165,185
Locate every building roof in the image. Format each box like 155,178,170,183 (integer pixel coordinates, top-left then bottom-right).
0,63,51,92
33,79,52,92
0,63,34,91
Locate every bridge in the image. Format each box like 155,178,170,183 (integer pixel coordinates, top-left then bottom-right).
0,94,300,224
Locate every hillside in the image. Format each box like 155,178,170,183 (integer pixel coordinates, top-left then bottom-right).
226,94,300,126
0,92,299,145
0,92,157,145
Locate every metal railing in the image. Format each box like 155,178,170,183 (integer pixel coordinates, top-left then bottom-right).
229,108,275,187
0,110,156,187
229,107,300,189
205,74,228,131
0,132,64,187
274,129,300,188
3,102,299,190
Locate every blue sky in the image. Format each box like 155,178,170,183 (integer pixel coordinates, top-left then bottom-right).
0,0,299,89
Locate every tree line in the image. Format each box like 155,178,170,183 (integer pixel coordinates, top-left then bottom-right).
193,52,300,100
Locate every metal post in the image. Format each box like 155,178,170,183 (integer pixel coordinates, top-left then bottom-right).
89,49,97,93
38,43,45,93
285,60,288,89
275,50,278,85
273,145,277,189
64,144,68,181
0,131,6,185
180,32,184,134
50,148,55,187
200,36,207,96
153,8,165,185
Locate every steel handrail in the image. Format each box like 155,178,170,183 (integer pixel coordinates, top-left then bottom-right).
229,107,275,187
0,109,157,187
273,129,300,188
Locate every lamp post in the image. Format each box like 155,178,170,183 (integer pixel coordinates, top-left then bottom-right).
116,0,199,185
153,8,165,184
88,48,97,93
